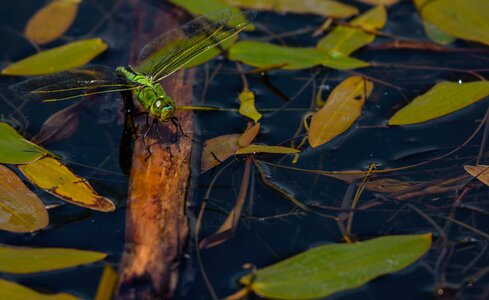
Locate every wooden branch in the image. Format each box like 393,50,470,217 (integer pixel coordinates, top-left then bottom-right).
116,3,194,299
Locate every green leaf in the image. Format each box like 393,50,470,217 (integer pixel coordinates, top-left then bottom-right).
422,20,456,45
2,38,108,76
317,5,387,56
389,81,489,125
221,0,358,18
18,157,116,212
0,122,48,164
229,41,368,70
0,278,78,300
240,234,432,299
0,244,107,274
238,90,262,122
413,0,489,46
0,165,49,233
236,144,300,155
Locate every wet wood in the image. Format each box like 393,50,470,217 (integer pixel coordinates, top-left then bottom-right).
116,2,194,299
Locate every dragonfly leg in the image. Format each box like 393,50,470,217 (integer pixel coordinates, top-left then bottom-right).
142,118,158,160
171,117,195,143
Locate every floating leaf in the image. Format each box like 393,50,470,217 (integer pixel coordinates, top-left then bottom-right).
413,0,489,46
356,0,399,5
317,6,387,56
229,41,368,70
24,0,81,45
0,244,106,273
201,134,241,173
0,279,77,300
95,265,118,300
236,144,300,155
18,157,115,212
0,165,48,233
239,90,262,123
0,122,48,164
464,165,489,186
2,38,108,76
32,102,82,145
422,21,456,45
308,76,373,148
239,234,432,299
222,0,358,18
389,81,489,125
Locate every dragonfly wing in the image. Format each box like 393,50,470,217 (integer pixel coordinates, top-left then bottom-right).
133,9,254,81
10,65,139,102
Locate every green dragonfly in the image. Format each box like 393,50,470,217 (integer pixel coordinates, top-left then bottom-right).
10,9,253,141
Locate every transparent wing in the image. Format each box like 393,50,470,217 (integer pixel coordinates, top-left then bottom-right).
133,9,254,81
9,65,140,102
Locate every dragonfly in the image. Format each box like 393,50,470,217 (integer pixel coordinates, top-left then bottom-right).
10,9,253,149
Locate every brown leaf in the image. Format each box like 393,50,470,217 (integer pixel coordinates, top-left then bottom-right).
464,165,489,186
201,133,240,173
238,123,260,147
32,102,82,145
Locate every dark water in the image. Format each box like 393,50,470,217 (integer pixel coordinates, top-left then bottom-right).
1,0,489,299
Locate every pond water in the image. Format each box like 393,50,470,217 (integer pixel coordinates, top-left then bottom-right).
1,0,489,299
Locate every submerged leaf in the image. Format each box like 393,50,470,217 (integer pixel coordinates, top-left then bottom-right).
236,144,300,155
239,90,262,123
2,38,108,76
0,165,49,233
229,41,368,70
0,279,77,300
422,21,456,45
308,76,373,148
0,122,48,164
413,0,489,46
24,0,81,45
222,0,358,18
389,81,489,125
0,244,106,273
201,134,240,173
18,157,115,212
464,165,489,186
32,102,82,145
240,234,432,299
317,5,387,56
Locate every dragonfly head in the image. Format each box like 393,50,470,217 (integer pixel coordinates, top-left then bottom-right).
150,96,176,122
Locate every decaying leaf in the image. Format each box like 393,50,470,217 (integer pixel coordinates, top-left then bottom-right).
24,0,81,45
2,38,108,76
32,102,82,145
464,165,489,186
0,244,106,273
0,278,77,300
388,81,489,125
0,165,49,233
229,41,368,70
308,76,373,148
317,5,387,56
239,234,432,299
0,122,48,164
413,0,489,46
222,0,358,18
18,157,115,212
238,89,262,123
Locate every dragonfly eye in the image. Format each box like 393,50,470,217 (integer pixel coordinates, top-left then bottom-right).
150,96,176,122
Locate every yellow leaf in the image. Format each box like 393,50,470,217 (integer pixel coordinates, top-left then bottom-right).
239,90,262,123
464,165,489,186
24,0,81,45
0,278,78,300
413,0,489,46
388,81,489,126
18,157,115,212
308,76,373,148
222,0,358,18
95,265,119,300
236,144,300,155
2,38,108,76
0,244,106,273
356,0,399,5
317,6,387,55
0,165,48,233
201,134,241,173
238,123,260,147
